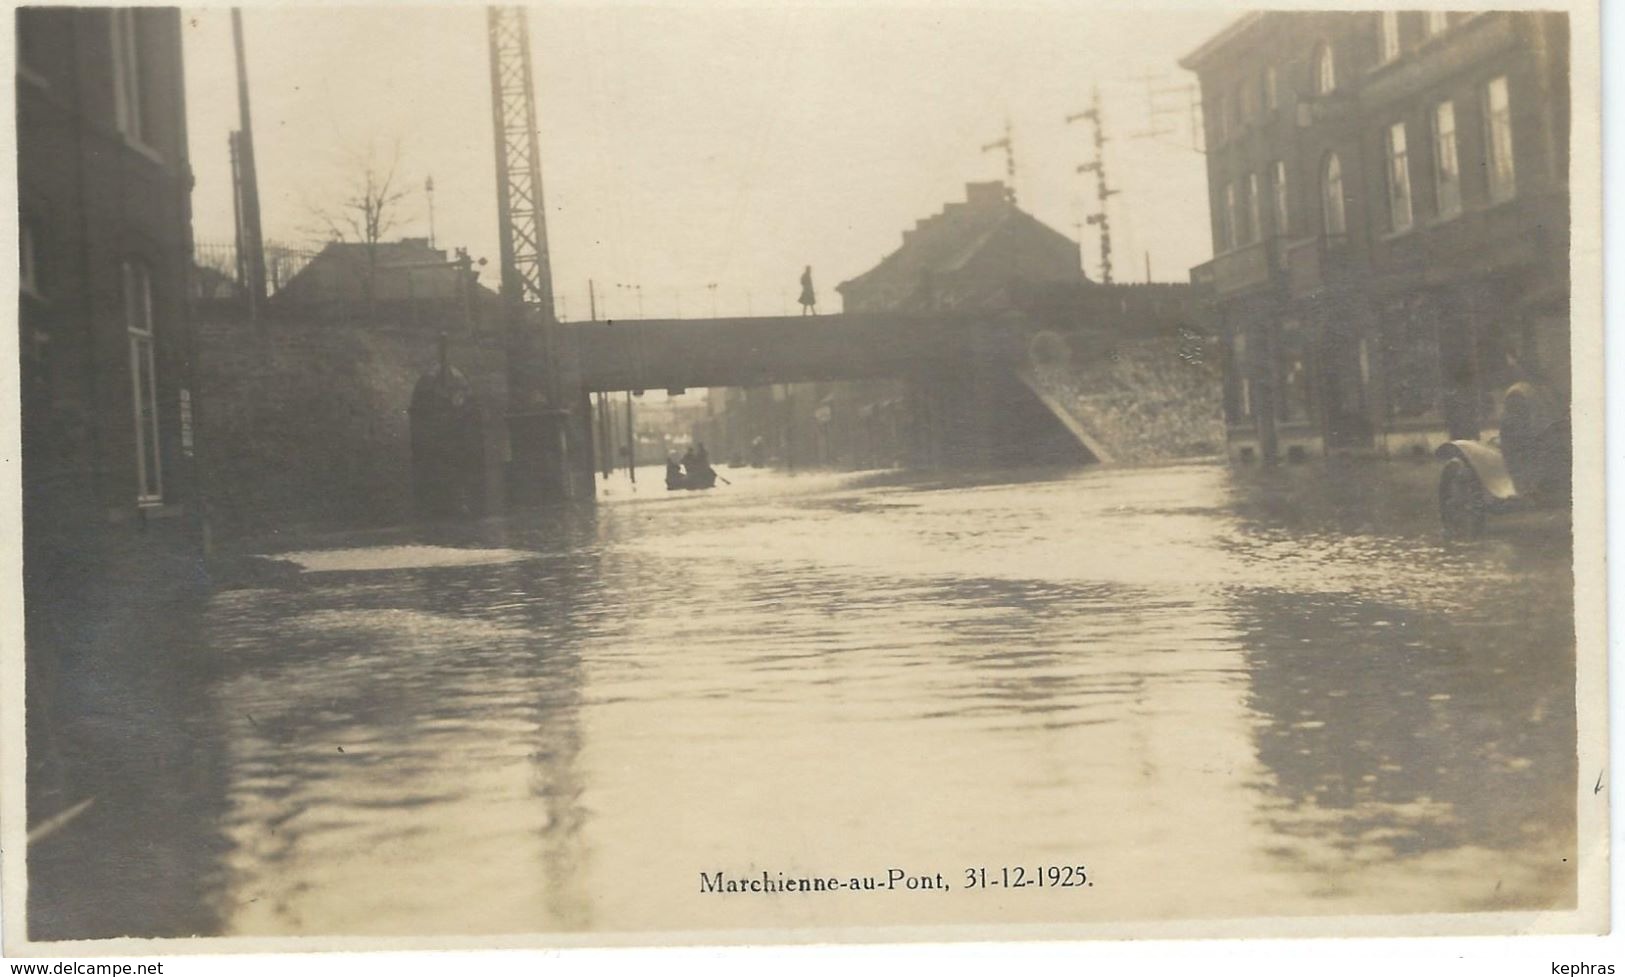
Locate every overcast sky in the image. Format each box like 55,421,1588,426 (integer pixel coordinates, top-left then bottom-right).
182,5,1233,320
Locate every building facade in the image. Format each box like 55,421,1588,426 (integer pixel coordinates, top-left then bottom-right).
19,6,202,545
19,7,205,824
1182,11,1569,463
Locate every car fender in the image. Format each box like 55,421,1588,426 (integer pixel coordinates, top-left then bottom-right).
1434,440,1518,501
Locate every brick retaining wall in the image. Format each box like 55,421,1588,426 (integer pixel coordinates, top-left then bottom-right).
193,312,510,542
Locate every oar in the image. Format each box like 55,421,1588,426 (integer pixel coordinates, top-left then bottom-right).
715,471,732,486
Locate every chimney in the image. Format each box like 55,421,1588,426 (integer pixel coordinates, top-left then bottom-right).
965,181,1008,210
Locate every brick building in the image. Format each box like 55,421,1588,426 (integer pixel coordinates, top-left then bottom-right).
275,237,498,314
837,180,1086,313
812,180,1085,469
18,7,206,835
19,6,201,535
1182,12,1569,463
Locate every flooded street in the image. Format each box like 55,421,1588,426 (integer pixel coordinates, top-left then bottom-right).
30,461,1576,939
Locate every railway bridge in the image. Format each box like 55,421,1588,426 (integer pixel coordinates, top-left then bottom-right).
489,298,1208,501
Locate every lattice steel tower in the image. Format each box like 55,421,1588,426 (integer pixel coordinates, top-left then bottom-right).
488,6,580,500
487,6,556,322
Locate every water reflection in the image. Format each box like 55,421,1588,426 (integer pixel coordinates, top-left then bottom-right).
206,510,604,935
30,461,1578,938
27,568,232,940
1231,582,1574,909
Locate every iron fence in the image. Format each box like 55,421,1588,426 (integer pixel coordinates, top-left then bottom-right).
193,240,320,301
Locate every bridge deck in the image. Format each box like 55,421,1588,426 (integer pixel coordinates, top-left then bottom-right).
567,313,1016,392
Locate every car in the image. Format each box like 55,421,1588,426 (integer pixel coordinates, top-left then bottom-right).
1434,381,1571,538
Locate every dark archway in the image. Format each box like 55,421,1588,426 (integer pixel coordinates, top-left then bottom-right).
410,336,486,519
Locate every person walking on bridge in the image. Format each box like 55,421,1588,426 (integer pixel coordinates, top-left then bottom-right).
798,266,818,316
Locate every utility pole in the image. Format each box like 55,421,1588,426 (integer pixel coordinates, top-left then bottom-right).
425,175,436,249
229,9,266,316
598,392,611,478
615,283,643,319
1154,81,1204,153
1067,86,1118,284
980,118,1017,204
488,6,573,501
588,278,611,479
625,392,636,484
1126,71,1174,140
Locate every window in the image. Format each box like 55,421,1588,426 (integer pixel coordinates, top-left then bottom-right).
1321,153,1346,237
1385,121,1413,231
1246,172,1263,244
1484,76,1516,202
1263,65,1277,112
1220,182,1237,251
1313,43,1336,95
1380,12,1400,63
123,262,162,502
1433,100,1462,218
1232,333,1253,420
1270,160,1289,236
1278,321,1314,423
109,9,147,146
1425,11,1450,37
20,222,39,297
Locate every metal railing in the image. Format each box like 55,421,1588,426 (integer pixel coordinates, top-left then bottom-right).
193,240,320,301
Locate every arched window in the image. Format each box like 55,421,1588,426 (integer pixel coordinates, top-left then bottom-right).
123,260,163,502
1321,153,1346,238
1313,43,1336,95
1262,65,1278,112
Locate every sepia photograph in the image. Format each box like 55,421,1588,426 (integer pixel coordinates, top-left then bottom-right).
2,0,1606,959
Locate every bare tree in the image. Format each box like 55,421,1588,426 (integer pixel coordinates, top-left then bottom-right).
305,139,414,304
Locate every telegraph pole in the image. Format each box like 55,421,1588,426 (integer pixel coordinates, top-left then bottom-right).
980,118,1017,204
1067,86,1118,284
1126,71,1174,140
230,9,266,315
425,175,437,249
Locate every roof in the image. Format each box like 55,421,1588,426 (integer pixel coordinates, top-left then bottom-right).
1177,12,1266,72
837,182,1083,313
275,237,499,307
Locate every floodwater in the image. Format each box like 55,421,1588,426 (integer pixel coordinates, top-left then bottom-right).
29,461,1577,940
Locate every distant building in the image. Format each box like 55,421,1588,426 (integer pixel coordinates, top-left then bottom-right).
18,7,202,542
274,237,499,322
1183,11,1569,463
837,180,1085,313
816,181,1088,468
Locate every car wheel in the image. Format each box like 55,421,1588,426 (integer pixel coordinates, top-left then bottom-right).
1439,457,1486,539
